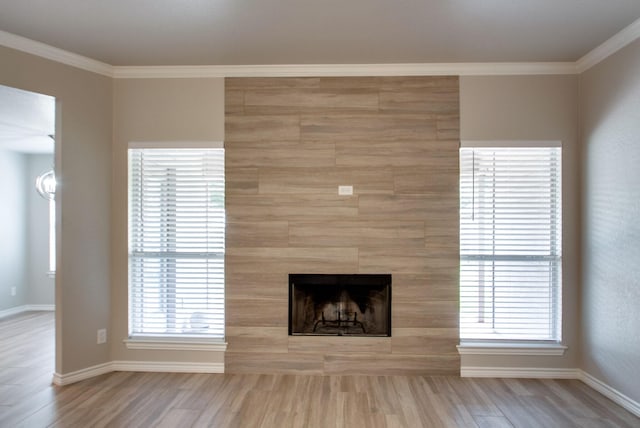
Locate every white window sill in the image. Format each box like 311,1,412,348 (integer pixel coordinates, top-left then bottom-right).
124,337,227,352
457,342,567,356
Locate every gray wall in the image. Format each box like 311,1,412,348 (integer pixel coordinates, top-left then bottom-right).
460,75,580,370
0,45,112,375
580,39,640,402
0,152,55,312
27,154,55,306
0,149,27,311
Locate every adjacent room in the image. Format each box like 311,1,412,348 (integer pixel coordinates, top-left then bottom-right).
0,1,639,426
0,84,55,311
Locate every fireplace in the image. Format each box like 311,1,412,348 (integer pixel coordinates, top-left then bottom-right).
289,274,391,336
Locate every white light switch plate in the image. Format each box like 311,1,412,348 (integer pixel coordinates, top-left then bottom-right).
338,185,353,195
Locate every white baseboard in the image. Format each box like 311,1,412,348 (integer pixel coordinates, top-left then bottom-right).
0,304,55,319
25,304,55,311
0,305,28,319
52,362,640,418
461,366,580,379
53,362,113,386
52,360,225,386
461,366,639,417
579,370,640,418
111,360,225,373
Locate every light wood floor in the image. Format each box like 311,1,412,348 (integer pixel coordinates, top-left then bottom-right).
1,312,638,427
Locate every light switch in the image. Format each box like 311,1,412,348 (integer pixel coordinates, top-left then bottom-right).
338,185,353,195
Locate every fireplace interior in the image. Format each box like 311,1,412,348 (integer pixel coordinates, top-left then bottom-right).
289,274,391,336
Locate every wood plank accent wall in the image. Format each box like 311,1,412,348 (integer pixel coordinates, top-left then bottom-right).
224,76,460,375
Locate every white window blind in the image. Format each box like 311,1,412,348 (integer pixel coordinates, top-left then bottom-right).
128,148,225,338
460,146,562,341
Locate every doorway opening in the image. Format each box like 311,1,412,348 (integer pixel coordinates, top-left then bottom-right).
0,84,56,378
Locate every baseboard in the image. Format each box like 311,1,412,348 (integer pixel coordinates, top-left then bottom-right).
460,366,639,417
111,360,225,374
579,370,640,418
52,362,113,386
0,305,28,319
461,366,581,379
52,360,225,386
51,363,640,418
0,304,55,319
25,304,55,311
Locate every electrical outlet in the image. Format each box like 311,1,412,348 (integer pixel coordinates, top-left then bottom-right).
10,287,16,296
97,328,107,344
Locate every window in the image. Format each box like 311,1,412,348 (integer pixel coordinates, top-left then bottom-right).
128,147,225,339
459,143,561,342
35,169,56,274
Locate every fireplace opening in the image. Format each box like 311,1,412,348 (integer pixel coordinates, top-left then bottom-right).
289,274,391,336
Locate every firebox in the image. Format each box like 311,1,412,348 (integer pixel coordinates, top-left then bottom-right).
288,274,391,336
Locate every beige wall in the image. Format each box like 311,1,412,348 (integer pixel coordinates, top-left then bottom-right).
0,42,590,378
579,39,640,402
0,46,112,374
225,77,460,375
111,78,225,363
460,75,580,369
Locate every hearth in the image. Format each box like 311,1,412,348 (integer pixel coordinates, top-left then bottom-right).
289,274,391,336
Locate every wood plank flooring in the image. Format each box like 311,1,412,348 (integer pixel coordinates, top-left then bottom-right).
1,312,638,427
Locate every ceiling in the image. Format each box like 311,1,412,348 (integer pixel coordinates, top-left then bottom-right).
0,85,55,154
1,1,640,66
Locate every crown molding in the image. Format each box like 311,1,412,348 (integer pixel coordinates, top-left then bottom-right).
4,19,640,78
0,30,114,77
111,62,577,79
0,29,575,77
576,17,640,73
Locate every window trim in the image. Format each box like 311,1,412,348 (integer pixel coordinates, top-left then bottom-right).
127,141,225,341
457,342,567,356
123,337,227,352
460,140,562,148
459,140,563,344
129,141,223,149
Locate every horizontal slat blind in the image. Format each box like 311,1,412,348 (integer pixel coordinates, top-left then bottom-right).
460,147,561,341
128,148,225,338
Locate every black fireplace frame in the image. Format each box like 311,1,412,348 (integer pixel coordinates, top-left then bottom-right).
288,273,392,337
